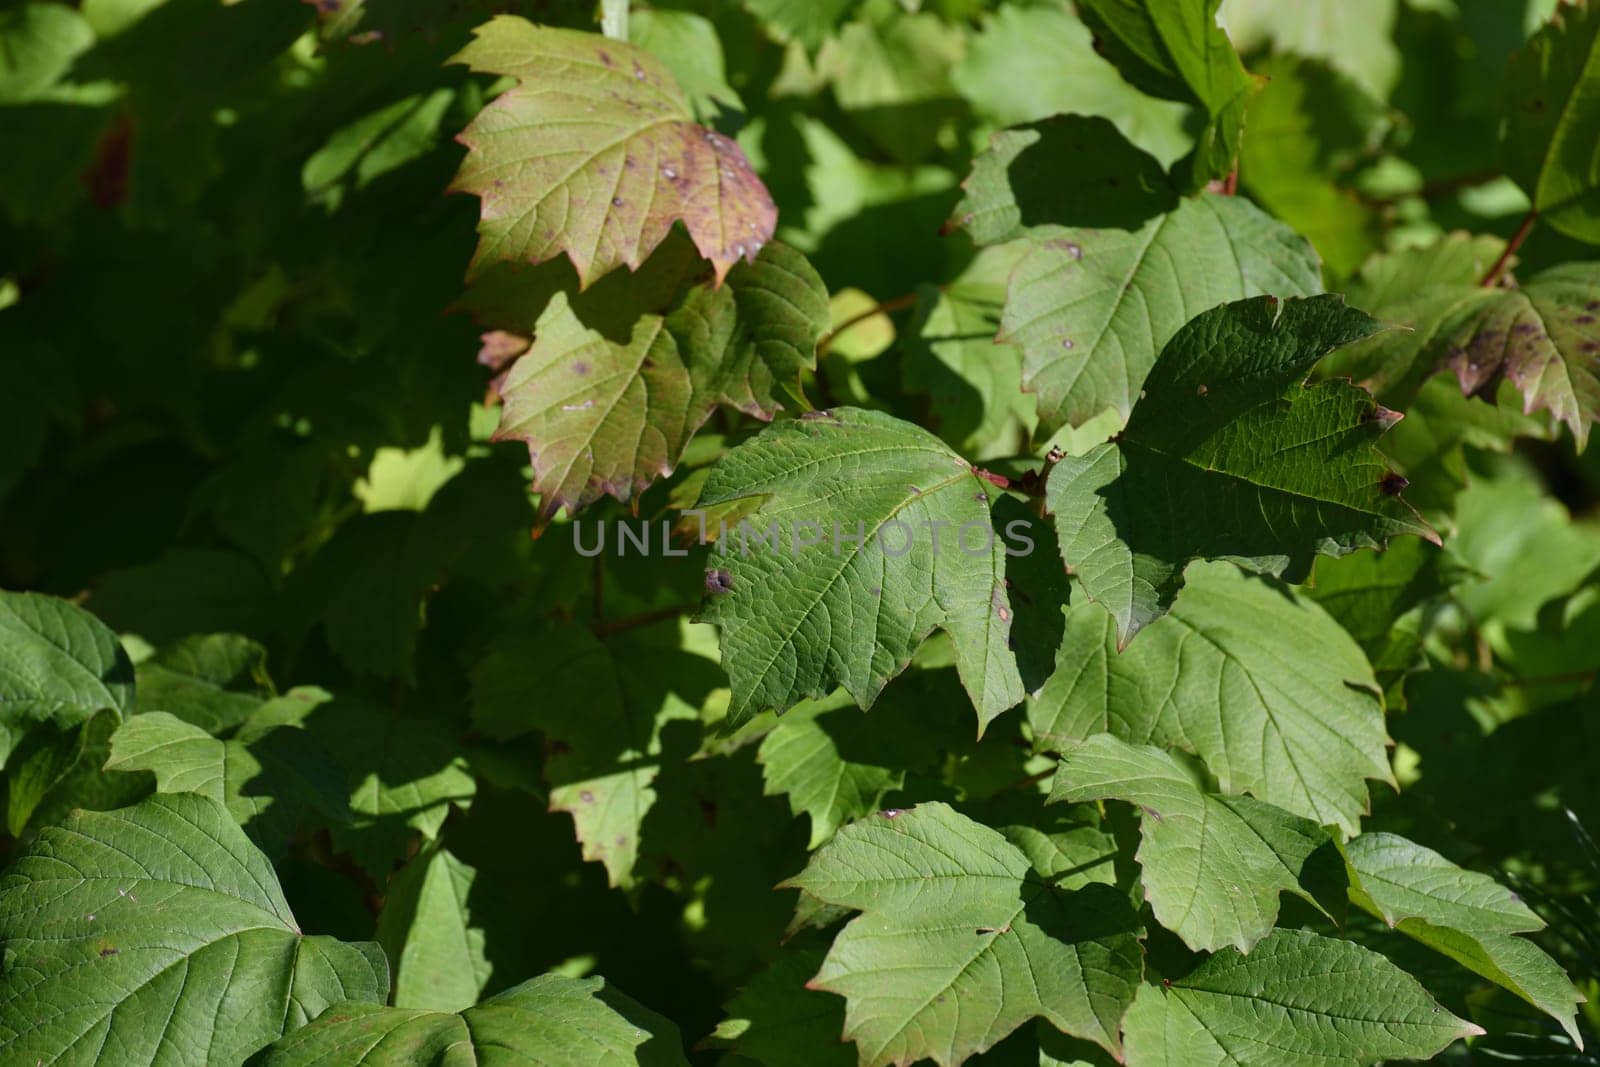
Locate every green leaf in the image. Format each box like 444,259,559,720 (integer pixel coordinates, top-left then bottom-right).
0,590,134,745
815,11,966,165
1504,0,1600,244
1050,734,1341,953
1046,295,1435,643
1076,0,1259,187
953,115,1177,247
471,627,698,886
0,3,95,102
105,696,353,857
308,698,477,878
1336,236,1600,449
900,242,1037,458
631,11,742,123
999,193,1321,434
1305,536,1461,683
1444,265,1600,450
450,17,776,285
493,239,828,521
1120,928,1482,1066
953,1,1191,166
1342,832,1583,1043
1032,562,1391,833
1376,377,1552,526
0,793,388,1064
254,972,690,1066
757,682,965,848
1219,0,1401,99
1236,55,1387,278
743,0,855,51
1323,234,1506,402
376,844,491,1013
133,633,270,734
782,802,1144,1065
758,693,904,850
5,718,93,836
696,408,1026,730
704,946,854,1067
1451,473,1600,632
105,712,227,804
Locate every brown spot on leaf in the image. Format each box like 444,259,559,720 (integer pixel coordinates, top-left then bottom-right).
1380,472,1410,495
705,568,733,594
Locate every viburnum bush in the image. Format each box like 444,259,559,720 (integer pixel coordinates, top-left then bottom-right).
4,0,1600,1063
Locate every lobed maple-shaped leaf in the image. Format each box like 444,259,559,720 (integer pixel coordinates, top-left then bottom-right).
1050,734,1342,954
1032,562,1392,834
450,17,776,286
1076,0,1259,188
999,193,1321,434
1046,294,1436,644
256,972,689,1066
782,802,1144,1066
1328,235,1600,448
493,239,828,522
1120,928,1482,1066
0,793,388,1065
1342,833,1584,1044
695,408,1026,730
1504,0,1600,245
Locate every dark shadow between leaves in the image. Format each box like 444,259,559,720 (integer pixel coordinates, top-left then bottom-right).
1005,115,1177,232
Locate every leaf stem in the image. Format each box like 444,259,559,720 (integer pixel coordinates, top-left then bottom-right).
817,291,922,357
1480,210,1538,287
971,464,1047,498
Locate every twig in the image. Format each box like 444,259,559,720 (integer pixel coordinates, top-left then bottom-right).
592,603,692,638
1420,167,1502,200
817,292,921,357
1480,209,1538,287
1499,669,1596,689
1006,766,1057,792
